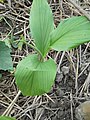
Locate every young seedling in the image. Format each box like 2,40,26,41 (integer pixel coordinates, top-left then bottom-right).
15,0,90,96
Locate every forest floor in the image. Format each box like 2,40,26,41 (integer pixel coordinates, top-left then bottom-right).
0,0,90,120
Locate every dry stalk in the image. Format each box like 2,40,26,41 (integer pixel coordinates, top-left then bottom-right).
79,72,90,96
68,0,90,20
2,90,21,116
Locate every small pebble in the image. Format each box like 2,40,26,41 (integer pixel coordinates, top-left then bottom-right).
61,66,69,75
75,101,90,120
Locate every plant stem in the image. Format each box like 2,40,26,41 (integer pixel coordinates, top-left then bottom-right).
24,41,44,61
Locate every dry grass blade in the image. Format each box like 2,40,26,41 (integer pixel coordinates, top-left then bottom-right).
68,0,90,20
2,90,21,116
79,72,90,96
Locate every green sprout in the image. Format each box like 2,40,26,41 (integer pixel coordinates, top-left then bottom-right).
15,0,90,96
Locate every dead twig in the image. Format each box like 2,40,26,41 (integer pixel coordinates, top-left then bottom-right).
68,0,90,20
2,90,21,116
79,72,90,96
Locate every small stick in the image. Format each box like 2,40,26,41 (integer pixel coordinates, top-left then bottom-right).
45,94,55,103
75,49,79,97
68,0,90,20
7,0,11,8
79,72,90,96
78,63,90,78
0,3,6,9
2,90,21,116
57,51,65,73
70,90,74,120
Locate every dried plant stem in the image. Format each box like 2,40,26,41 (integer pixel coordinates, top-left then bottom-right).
57,51,65,73
70,91,74,120
68,0,90,20
2,90,21,116
45,94,55,103
79,72,90,96
75,49,79,97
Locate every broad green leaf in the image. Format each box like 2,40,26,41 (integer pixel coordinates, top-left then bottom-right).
50,16,90,51
5,38,11,48
30,0,54,57
0,41,13,71
0,116,16,120
15,54,56,96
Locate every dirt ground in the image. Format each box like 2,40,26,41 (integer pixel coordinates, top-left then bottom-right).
0,0,90,120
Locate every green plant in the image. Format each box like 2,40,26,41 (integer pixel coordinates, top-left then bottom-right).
0,116,16,120
0,41,13,71
15,0,90,96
